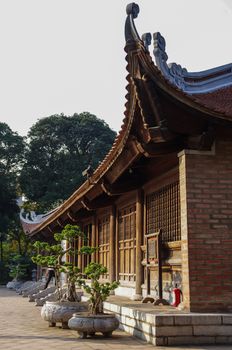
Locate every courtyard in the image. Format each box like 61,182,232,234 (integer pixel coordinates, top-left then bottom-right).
0,2,232,349
0,286,231,350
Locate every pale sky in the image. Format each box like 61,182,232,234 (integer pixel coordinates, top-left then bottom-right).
0,0,232,136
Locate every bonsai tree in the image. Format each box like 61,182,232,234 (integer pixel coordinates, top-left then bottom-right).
8,254,32,281
32,224,96,301
78,262,119,314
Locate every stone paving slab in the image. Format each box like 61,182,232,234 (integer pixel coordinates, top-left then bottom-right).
0,286,231,350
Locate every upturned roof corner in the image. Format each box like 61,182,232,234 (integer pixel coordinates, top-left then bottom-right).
125,3,140,43
20,3,232,239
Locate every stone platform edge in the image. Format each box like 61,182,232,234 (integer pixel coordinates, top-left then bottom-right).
103,301,232,346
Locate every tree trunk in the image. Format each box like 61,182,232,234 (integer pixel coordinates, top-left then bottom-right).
67,282,77,301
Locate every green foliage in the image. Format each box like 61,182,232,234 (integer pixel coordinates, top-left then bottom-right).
0,122,25,269
0,123,25,233
8,254,32,280
0,217,33,283
78,262,119,315
31,224,95,301
20,113,116,211
54,224,84,242
0,122,25,174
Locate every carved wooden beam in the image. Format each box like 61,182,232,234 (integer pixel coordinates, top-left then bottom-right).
81,195,116,210
134,139,183,157
101,180,115,196
148,124,175,143
101,178,140,196
106,140,141,184
134,77,175,143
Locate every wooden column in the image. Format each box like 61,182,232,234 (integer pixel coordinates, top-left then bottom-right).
109,205,116,282
77,235,82,272
132,188,144,300
91,215,96,262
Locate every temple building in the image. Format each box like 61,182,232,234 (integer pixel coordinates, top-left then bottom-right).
21,3,232,315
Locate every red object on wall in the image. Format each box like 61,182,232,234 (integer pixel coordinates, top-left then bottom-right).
172,287,182,307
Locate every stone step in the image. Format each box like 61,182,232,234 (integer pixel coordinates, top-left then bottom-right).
103,299,232,346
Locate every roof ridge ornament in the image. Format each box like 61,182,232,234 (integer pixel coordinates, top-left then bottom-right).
20,209,45,224
126,2,139,17
153,32,187,90
125,3,141,42
20,207,58,224
153,32,232,94
142,33,152,51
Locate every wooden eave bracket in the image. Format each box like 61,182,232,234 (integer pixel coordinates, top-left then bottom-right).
56,219,64,228
186,124,215,151
101,180,115,196
81,196,94,211
134,137,183,157
80,195,116,211
67,211,78,223
133,75,176,144
147,124,175,143
101,178,139,196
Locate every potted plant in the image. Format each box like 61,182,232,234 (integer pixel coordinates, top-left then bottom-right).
68,262,119,338
32,224,96,328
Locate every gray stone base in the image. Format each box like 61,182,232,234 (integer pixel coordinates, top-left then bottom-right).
103,301,232,346
131,294,143,301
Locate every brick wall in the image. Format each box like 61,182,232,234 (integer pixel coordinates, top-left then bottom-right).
179,138,232,312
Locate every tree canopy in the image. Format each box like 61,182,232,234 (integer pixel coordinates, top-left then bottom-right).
20,112,116,211
0,122,25,272
0,122,25,231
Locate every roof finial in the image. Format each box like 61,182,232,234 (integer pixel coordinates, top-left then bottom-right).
142,33,152,51
126,3,139,18
125,3,141,42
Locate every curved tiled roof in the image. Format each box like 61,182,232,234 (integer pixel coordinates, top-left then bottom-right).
194,86,232,117
21,3,232,237
123,3,232,121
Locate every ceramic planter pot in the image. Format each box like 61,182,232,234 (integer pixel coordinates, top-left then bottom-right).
68,313,119,338
41,301,88,328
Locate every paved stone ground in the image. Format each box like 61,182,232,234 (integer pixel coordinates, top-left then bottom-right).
0,286,231,350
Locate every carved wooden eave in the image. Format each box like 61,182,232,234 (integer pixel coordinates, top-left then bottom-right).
124,3,232,152
23,3,232,239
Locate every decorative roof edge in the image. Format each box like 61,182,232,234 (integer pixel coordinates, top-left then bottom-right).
21,3,232,237
125,3,141,42
20,208,58,225
153,32,232,94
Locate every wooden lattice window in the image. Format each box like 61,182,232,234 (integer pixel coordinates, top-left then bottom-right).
118,204,136,283
97,215,110,278
146,181,180,242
